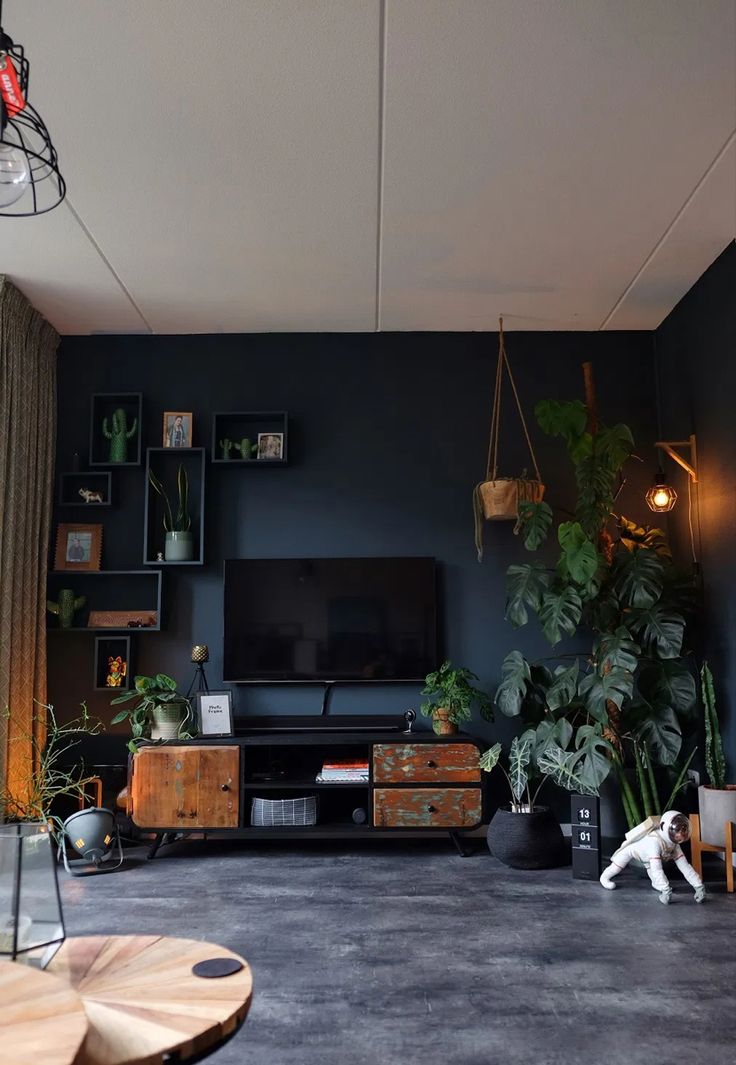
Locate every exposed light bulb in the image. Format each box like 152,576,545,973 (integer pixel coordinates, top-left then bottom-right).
646,473,677,513
0,143,30,206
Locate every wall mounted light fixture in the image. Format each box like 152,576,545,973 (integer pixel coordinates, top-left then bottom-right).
0,0,66,215
646,434,698,513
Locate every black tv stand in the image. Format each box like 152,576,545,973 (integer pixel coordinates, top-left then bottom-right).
235,715,406,734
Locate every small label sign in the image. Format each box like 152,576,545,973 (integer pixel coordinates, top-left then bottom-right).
571,794,601,881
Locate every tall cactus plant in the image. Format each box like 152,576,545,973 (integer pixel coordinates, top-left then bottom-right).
102,407,138,463
46,589,86,629
701,661,726,789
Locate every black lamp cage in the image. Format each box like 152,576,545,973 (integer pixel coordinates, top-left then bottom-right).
0,823,65,968
0,3,66,216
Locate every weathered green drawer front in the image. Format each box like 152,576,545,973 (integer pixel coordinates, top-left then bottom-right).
373,788,482,828
373,743,480,783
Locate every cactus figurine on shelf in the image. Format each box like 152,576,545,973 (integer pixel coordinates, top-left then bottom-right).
47,589,86,629
102,407,138,463
219,438,233,461
233,437,257,460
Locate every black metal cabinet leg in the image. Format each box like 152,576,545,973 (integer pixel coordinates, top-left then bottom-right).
449,830,474,857
147,832,170,859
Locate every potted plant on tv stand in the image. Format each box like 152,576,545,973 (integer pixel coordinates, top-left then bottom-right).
110,673,192,748
420,660,492,736
148,463,193,562
698,662,736,850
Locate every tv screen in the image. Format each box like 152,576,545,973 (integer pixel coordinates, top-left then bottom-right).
223,557,437,682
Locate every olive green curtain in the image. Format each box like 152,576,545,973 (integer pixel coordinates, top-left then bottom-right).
0,277,58,807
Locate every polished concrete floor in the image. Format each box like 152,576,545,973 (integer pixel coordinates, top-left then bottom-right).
61,838,734,1065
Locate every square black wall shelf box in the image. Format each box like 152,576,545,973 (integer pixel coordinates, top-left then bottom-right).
59,471,112,507
89,393,143,467
93,635,132,691
143,447,206,566
211,411,289,465
46,570,162,632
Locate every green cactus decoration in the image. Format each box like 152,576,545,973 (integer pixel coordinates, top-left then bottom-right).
219,438,234,460
701,661,726,789
46,589,86,629
233,437,257,460
102,407,138,463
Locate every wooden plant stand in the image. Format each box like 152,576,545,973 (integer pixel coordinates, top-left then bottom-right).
689,813,735,893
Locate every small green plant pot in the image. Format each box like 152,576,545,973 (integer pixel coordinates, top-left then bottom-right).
150,702,188,741
165,531,194,562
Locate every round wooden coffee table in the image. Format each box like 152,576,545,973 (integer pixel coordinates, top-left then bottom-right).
0,959,89,1065
48,934,253,1064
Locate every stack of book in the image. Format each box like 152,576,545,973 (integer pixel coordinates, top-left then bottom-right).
316,760,369,783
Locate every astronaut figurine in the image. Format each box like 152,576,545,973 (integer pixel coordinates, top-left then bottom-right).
600,810,706,905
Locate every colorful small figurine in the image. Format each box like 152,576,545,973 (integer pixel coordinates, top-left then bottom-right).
600,810,706,904
106,655,127,687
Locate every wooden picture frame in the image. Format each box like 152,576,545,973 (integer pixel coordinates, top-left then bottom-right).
162,411,193,448
54,523,103,571
256,432,283,460
196,691,234,738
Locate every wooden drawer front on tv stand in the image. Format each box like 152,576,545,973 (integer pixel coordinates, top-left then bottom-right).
131,745,239,829
374,788,482,828
373,742,480,783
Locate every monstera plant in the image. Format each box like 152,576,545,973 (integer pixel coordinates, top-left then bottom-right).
495,397,697,828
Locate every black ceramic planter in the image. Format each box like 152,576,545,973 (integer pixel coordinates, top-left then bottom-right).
487,806,567,870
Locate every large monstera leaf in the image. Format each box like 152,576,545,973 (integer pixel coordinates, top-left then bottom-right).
637,705,682,766
535,399,588,456
545,661,580,711
575,724,614,791
505,562,550,628
579,667,635,722
495,651,531,717
557,522,599,586
639,660,697,719
516,500,553,551
630,605,685,660
595,628,640,674
539,586,582,646
613,548,664,609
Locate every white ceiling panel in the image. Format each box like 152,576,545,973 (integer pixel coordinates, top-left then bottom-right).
0,0,734,334
379,0,736,331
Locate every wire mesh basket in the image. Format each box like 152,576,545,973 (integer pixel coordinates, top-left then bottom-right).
250,795,318,827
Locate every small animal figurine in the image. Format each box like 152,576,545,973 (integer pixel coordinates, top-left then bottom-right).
156,552,164,562
600,810,706,905
78,487,103,503
106,656,127,687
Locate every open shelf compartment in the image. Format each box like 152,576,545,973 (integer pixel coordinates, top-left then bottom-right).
59,471,112,507
211,411,288,465
143,447,206,566
93,634,132,691
47,570,162,631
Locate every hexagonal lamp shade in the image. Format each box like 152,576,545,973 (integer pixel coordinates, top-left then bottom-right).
646,472,677,513
0,823,65,967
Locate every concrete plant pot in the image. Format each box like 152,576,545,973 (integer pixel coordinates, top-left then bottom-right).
698,784,736,847
150,702,188,741
165,530,194,562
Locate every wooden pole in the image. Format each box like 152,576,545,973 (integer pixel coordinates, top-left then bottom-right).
582,361,598,435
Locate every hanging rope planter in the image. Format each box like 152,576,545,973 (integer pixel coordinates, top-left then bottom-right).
473,318,545,560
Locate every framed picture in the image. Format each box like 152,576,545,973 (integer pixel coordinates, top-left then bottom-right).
54,523,102,571
257,432,283,460
196,690,234,737
162,411,193,448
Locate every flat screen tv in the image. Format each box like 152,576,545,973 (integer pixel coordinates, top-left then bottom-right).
223,557,437,682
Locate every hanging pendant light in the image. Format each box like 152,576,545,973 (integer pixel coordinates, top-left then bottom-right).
646,469,677,513
0,1,65,216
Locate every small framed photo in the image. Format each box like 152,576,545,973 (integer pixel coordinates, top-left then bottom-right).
54,523,103,571
196,690,234,737
257,432,284,460
163,411,193,448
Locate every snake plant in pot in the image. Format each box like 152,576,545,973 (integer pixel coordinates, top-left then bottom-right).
148,463,193,561
110,673,192,749
697,661,735,849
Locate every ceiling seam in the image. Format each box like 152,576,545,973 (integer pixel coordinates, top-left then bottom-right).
373,0,387,333
62,197,154,333
598,127,736,331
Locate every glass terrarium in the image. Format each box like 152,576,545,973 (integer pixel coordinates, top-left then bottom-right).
0,823,65,967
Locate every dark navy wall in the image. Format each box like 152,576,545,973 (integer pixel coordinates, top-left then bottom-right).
51,331,656,742
656,241,736,776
